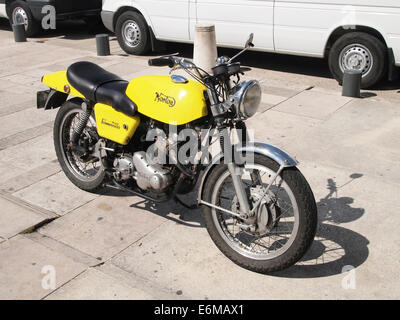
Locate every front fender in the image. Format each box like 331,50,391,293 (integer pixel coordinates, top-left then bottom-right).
197,142,298,203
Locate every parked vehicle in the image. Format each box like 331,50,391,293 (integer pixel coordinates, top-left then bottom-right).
0,0,102,37
37,35,318,273
101,0,400,88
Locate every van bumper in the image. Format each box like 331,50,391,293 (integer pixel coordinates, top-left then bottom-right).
101,10,114,32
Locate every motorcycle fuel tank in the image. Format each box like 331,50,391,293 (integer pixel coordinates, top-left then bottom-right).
125,75,208,125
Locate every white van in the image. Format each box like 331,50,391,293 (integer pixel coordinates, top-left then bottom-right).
101,0,400,88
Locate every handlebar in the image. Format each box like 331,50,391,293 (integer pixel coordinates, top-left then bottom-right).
148,57,175,68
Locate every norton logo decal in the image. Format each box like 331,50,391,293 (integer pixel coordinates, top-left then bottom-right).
154,92,176,107
101,118,120,129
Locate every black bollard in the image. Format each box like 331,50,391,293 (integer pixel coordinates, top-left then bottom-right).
12,23,27,42
342,69,362,98
96,34,110,56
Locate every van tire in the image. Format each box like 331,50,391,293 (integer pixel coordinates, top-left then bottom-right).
328,32,387,89
9,1,39,37
115,11,150,55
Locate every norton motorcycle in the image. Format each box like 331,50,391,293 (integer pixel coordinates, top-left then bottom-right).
37,34,317,273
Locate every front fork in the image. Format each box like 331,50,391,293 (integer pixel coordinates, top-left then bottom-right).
219,124,252,217
205,86,252,218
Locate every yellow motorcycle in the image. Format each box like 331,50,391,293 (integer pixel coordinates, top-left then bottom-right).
37,35,317,273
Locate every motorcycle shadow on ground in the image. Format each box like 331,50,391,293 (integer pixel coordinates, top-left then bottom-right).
106,173,369,278
272,173,369,278
103,187,205,228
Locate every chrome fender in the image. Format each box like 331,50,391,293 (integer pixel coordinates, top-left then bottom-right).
197,142,298,203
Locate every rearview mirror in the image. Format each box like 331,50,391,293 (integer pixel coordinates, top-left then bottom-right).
245,33,254,48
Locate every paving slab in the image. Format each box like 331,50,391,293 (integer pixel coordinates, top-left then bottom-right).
286,98,400,184
110,184,398,300
0,195,47,239
38,194,174,260
261,92,288,106
0,107,56,140
0,132,56,174
0,122,53,151
0,90,33,113
0,160,61,193
45,268,155,300
13,177,99,216
0,235,88,300
0,160,23,185
273,90,352,120
246,109,321,151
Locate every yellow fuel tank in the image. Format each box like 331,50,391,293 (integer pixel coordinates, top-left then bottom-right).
125,75,208,125
94,103,140,145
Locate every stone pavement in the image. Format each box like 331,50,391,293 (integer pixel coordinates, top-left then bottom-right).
0,21,399,300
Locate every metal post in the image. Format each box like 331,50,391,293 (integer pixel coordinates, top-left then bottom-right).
193,24,217,74
342,70,362,98
12,23,26,43
96,34,110,56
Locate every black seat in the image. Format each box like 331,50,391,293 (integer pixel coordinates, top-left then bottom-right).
67,61,137,116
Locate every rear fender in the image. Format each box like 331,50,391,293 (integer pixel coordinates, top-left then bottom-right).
41,71,84,98
37,89,68,110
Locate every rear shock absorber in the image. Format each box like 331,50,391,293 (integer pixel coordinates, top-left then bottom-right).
71,101,93,145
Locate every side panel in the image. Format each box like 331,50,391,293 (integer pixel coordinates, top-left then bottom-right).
94,103,140,145
125,75,208,125
134,0,190,41
274,0,400,61
42,71,84,98
194,0,274,50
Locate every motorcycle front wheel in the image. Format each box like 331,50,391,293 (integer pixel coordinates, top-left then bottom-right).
202,154,317,274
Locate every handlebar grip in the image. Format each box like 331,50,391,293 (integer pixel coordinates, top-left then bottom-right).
148,57,174,67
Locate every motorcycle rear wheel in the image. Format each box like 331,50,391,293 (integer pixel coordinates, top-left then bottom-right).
54,100,105,192
202,154,317,273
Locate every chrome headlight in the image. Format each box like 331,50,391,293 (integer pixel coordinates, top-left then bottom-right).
231,80,262,119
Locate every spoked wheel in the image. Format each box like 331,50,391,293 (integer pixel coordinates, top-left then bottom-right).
54,101,105,192
202,154,317,273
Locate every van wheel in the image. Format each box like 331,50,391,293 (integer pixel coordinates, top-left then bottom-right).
9,0,39,37
115,11,150,55
328,32,387,89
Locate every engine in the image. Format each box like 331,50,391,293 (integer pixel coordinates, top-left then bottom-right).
113,152,172,191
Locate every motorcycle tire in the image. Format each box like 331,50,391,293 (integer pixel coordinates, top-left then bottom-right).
54,100,105,192
202,154,318,274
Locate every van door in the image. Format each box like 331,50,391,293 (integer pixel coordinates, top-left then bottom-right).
136,0,190,41
194,0,274,50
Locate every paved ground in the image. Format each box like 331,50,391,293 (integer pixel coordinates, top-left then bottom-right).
0,19,399,300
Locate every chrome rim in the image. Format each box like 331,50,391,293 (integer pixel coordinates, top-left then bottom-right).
210,164,300,260
122,20,141,48
59,109,102,182
339,44,373,77
12,7,28,29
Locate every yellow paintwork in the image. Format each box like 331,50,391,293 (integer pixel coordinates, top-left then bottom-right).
94,103,140,145
42,71,84,98
42,71,207,144
125,75,208,125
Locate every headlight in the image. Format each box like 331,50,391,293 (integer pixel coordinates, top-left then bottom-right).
231,80,262,119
